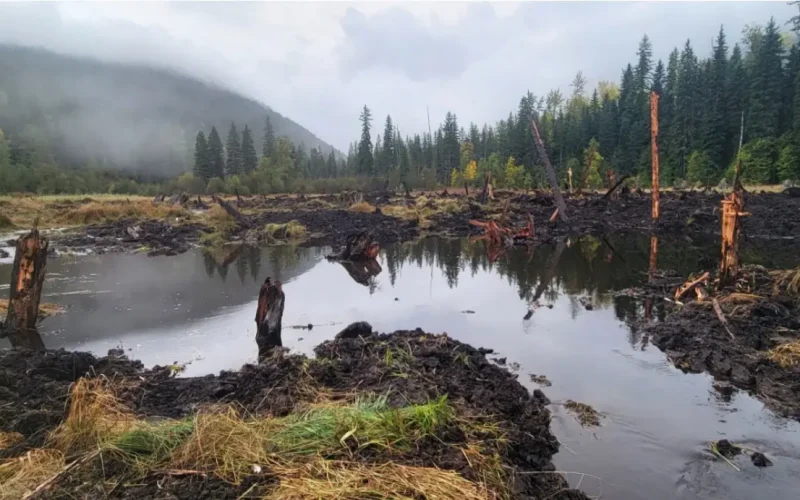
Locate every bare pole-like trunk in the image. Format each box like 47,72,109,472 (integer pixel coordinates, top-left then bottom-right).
2,228,48,350
719,110,746,288
650,91,660,220
530,119,568,222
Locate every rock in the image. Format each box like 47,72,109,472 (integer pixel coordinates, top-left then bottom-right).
751,451,773,467
494,357,507,366
336,321,374,339
715,439,742,458
0,248,8,259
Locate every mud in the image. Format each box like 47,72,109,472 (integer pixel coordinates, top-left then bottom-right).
641,266,800,420
0,328,587,499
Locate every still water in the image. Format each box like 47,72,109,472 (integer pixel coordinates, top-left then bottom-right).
2,235,800,499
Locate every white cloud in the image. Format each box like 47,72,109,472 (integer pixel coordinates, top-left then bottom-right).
0,1,793,150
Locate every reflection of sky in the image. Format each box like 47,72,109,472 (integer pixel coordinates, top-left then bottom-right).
2,240,800,500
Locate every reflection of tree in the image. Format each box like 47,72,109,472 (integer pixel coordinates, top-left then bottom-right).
202,251,216,278
248,246,261,282
236,252,248,284
338,259,382,288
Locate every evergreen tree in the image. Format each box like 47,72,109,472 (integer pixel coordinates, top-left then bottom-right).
382,115,394,174
651,60,665,94
748,18,784,140
674,40,698,178
240,125,257,173
727,44,748,159
662,48,680,181
207,126,225,179
326,149,337,178
225,123,241,176
193,131,210,180
262,116,275,157
357,105,374,175
703,26,729,171
441,112,460,181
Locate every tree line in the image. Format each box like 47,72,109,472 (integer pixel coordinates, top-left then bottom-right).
345,17,800,189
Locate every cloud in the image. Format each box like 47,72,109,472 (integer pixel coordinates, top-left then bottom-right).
0,1,795,151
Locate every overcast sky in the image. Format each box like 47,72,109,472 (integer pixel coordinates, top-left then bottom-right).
0,1,793,150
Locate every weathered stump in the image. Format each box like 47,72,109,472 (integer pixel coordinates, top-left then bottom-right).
255,277,285,360
2,228,48,350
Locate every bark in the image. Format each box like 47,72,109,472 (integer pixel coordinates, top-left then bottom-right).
212,195,253,229
3,228,48,350
255,277,285,359
480,173,494,204
530,120,568,222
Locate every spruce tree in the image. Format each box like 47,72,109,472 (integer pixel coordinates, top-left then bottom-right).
193,131,210,180
748,18,784,140
240,125,257,173
357,105,374,175
674,40,698,178
207,126,225,179
225,123,241,176
727,44,748,156
704,26,728,171
262,116,275,157
382,115,394,174
326,149,337,178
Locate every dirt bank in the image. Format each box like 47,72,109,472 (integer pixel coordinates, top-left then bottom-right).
31,188,800,257
636,266,800,419
0,328,587,499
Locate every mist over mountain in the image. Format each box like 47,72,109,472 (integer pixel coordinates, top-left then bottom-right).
0,44,340,177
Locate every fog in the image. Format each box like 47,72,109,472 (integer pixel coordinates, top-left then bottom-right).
0,2,793,154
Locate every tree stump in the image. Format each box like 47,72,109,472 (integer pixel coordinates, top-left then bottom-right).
2,228,48,350
255,277,285,360
327,231,380,261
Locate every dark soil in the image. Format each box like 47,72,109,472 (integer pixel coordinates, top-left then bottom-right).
641,266,800,420
0,327,588,500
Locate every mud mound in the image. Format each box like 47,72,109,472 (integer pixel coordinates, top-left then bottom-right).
0,349,142,455
645,266,800,419
0,330,587,499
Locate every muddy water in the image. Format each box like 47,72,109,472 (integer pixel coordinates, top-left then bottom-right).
2,235,800,499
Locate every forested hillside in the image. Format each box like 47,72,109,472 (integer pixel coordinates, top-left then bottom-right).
0,44,338,192
344,17,800,189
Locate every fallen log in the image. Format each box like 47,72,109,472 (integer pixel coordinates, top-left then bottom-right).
601,174,632,201
255,277,285,359
327,231,380,261
2,227,48,350
212,195,253,229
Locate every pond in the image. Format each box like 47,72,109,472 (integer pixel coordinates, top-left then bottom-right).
1,234,800,499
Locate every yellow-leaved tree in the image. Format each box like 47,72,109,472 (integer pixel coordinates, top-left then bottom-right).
503,156,524,188
464,160,477,184
450,168,463,187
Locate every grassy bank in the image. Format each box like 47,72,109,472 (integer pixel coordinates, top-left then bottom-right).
0,378,508,499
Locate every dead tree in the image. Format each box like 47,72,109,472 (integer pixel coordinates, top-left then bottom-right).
1,228,48,350
255,277,285,359
601,174,632,201
530,120,568,222
650,91,660,220
212,195,253,229
719,111,747,288
480,172,494,204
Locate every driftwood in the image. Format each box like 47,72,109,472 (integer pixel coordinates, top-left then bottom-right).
675,271,710,301
530,119,568,222
602,174,631,201
2,228,48,350
712,297,736,341
327,231,380,261
255,277,285,359
212,195,253,229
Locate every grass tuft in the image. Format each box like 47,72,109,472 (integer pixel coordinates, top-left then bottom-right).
264,221,307,240
0,449,65,499
564,400,602,427
269,458,491,500
766,341,800,368
57,200,188,225
0,432,24,450
349,201,376,213
771,268,800,297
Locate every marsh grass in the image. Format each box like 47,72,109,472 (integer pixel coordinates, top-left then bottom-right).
766,341,800,368
349,201,376,213
264,220,307,240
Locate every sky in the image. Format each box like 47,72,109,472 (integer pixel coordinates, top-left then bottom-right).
0,1,794,150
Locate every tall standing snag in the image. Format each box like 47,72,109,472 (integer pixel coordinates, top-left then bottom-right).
2,228,48,350
719,111,747,288
255,277,285,359
650,91,660,220
530,120,568,222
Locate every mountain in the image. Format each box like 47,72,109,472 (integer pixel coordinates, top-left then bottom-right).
0,44,339,177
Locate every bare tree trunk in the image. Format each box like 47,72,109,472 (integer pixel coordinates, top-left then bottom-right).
530,120,568,222
650,91,660,220
3,228,48,350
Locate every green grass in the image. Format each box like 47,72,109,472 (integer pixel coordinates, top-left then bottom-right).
264,220,307,240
